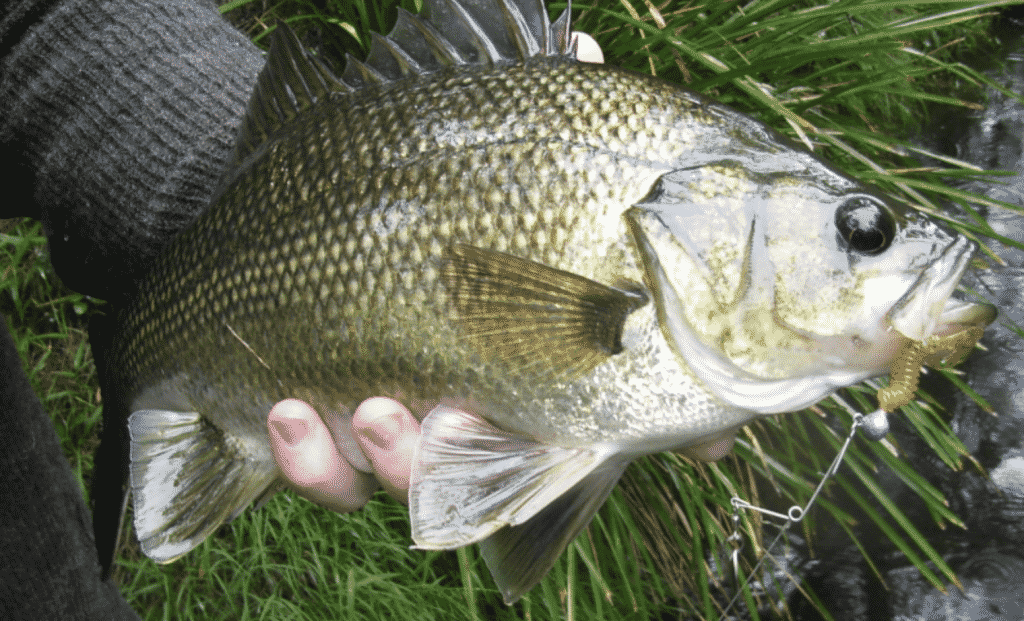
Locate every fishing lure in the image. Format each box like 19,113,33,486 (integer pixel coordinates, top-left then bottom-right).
719,326,988,619
876,326,987,413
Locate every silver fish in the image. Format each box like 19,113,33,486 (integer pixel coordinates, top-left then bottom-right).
95,0,997,604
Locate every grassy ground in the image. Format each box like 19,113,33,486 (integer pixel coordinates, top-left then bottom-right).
3,0,1023,619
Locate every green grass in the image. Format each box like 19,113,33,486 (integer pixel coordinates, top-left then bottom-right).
3,0,1023,619
0,219,104,496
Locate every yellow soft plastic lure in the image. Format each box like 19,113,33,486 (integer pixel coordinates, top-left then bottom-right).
876,326,986,413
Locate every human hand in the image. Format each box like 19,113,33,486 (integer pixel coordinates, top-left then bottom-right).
268,397,420,512
572,32,604,64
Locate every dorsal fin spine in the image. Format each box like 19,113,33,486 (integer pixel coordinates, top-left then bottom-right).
443,0,505,63
227,24,351,168
498,0,541,58
371,31,426,77
550,8,571,56
396,8,467,66
342,54,388,87
266,65,296,119
225,0,576,182
292,43,349,94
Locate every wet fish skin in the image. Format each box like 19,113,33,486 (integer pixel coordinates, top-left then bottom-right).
114,57,750,449
95,0,997,605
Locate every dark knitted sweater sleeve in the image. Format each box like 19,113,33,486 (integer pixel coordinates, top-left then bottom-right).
0,0,263,299
0,1,263,618
0,317,143,621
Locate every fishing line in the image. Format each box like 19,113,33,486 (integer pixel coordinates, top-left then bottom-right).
717,398,876,620
716,326,985,619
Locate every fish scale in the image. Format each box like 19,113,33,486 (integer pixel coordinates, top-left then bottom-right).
94,0,997,606
118,69,657,426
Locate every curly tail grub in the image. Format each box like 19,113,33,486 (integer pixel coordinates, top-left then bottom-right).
876,326,986,413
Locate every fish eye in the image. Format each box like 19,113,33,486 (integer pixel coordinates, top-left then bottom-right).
835,197,896,255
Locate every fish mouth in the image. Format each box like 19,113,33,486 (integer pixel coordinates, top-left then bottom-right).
932,291,998,337
888,235,997,341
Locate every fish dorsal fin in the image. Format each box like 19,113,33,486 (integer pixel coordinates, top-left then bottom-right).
231,0,574,171
231,24,349,166
365,0,574,77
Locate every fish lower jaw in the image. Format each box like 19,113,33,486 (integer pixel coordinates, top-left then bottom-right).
933,295,998,337
887,235,992,342
890,293,997,342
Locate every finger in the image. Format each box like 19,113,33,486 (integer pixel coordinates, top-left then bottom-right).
268,399,379,513
352,397,421,505
572,31,604,64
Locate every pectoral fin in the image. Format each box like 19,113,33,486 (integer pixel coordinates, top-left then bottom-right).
409,406,628,604
442,244,647,379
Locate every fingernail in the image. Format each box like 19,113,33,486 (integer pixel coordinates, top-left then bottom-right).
360,414,402,451
271,418,307,446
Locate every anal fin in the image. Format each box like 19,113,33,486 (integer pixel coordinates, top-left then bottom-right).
128,409,277,562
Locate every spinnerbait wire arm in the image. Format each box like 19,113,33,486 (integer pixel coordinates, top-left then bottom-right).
718,406,871,620
717,328,987,619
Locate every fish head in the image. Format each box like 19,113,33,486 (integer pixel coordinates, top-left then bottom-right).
625,155,997,414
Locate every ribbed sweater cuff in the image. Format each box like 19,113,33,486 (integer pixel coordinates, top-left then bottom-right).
0,0,263,298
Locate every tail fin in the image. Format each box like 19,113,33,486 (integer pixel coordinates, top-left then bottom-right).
128,408,278,562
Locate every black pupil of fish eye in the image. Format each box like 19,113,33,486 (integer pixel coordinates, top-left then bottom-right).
835,198,895,255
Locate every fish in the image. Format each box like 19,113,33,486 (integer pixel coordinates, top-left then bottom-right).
91,0,997,605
